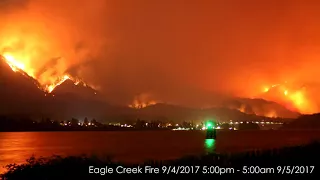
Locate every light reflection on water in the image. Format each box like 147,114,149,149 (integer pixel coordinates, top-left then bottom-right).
204,139,216,154
0,130,319,174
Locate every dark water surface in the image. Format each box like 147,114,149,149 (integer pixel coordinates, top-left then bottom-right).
0,130,319,173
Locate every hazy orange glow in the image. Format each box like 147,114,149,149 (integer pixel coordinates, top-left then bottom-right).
129,101,157,109
128,93,158,109
0,0,102,93
2,0,320,115
0,24,72,92
1,53,91,93
3,53,27,73
258,83,316,114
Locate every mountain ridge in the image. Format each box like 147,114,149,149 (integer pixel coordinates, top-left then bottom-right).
0,55,300,122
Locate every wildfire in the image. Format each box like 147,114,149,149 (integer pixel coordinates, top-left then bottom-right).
260,82,315,114
46,75,70,93
45,74,89,93
129,100,157,109
1,53,93,93
2,52,37,77
0,51,316,114
128,93,157,109
3,53,25,72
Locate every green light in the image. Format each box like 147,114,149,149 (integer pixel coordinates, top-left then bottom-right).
206,121,215,129
204,139,216,154
205,139,215,148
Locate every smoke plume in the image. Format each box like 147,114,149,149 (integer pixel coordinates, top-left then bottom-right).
1,0,320,113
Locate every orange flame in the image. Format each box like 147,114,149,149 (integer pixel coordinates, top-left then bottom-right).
3,53,35,77
1,53,93,93
260,82,315,114
128,93,157,109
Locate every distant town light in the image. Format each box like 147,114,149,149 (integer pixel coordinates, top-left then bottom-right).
172,127,190,131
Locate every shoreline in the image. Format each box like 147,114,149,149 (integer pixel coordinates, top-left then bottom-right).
0,129,320,133
1,141,319,179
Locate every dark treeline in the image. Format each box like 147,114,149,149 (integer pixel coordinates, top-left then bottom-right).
238,122,260,130
0,116,171,132
281,113,320,129
0,114,272,132
0,115,262,132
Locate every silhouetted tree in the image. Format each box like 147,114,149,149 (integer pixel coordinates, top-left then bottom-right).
84,117,89,125
182,121,192,128
221,123,231,129
135,119,146,129
239,122,260,130
71,118,79,126
91,119,97,125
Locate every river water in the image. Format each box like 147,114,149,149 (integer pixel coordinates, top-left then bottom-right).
0,130,319,173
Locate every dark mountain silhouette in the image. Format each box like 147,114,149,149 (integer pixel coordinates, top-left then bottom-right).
0,56,43,96
220,97,300,118
0,55,300,123
0,55,107,119
282,113,320,129
135,103,195,122
51,79,98,100
128,103,286,123
0,55,46,116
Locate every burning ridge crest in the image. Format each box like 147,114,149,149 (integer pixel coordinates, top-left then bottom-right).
1,53,95,93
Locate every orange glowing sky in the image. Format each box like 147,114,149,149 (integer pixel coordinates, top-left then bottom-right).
1,0,320,114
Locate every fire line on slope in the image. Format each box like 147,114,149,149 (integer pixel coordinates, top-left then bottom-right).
1,54,95,94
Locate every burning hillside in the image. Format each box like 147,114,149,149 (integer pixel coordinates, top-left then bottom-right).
0,0,102,96
3,0,320,117
1,54,96,94
128,93,157,109
257,82,317,114
0,52,303,118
